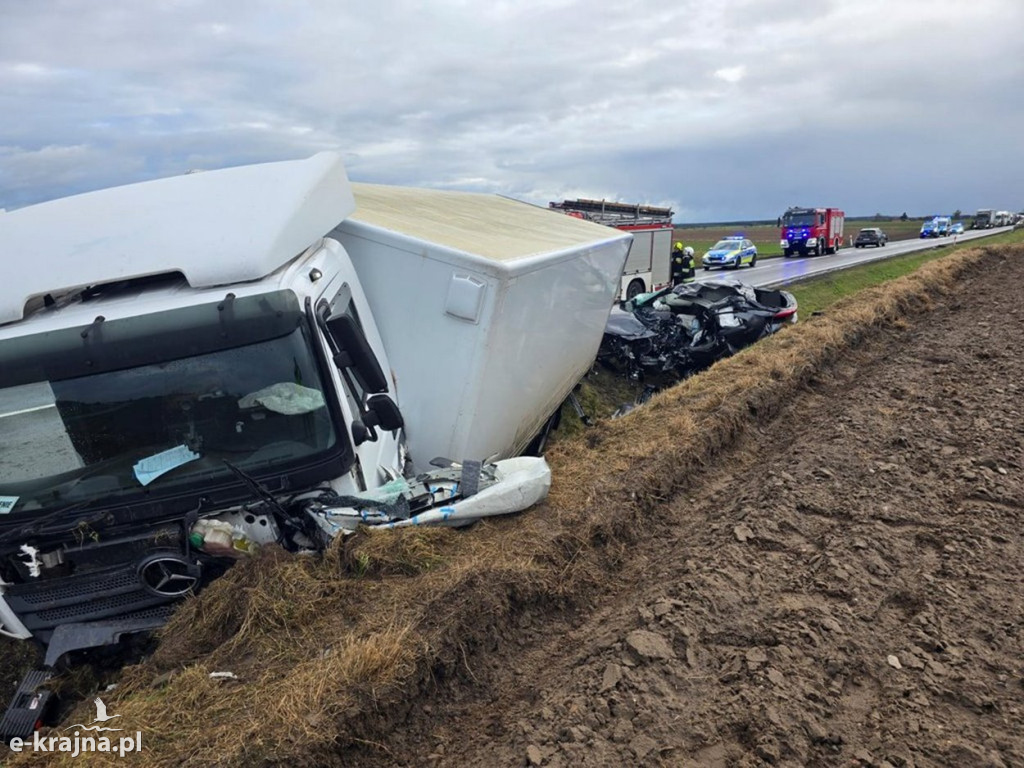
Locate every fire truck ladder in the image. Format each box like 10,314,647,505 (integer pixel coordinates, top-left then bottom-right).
549,198,674,228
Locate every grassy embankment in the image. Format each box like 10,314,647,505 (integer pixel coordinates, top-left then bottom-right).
673,218,935,259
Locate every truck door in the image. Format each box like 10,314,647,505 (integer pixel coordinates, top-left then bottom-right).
314,275,406,491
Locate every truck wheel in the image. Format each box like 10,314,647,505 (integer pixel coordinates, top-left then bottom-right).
625,279,645,300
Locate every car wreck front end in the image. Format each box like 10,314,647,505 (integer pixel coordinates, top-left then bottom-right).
597,280,797,384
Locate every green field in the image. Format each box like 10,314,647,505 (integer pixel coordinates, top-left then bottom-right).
672,218,943,259
789,226,1024,317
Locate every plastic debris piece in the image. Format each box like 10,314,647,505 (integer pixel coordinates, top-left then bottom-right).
238,382,326,415
190,518,258,558
18,544,42,577
307,457,551,536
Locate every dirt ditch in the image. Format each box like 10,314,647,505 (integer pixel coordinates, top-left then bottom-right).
346,246,1024,767
4,244,1022,767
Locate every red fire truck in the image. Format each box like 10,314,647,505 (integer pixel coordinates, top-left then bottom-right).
550,199,674,300
779,206,845,257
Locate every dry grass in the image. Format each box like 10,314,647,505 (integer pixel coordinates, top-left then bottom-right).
13,243,1017,767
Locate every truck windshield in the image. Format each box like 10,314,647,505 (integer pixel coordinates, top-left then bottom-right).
783,213,815,227
0,294,340,516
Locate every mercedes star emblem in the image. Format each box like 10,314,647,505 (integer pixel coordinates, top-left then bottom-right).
138,555,200,597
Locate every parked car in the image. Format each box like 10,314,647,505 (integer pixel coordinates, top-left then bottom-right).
854,228,888,248
950,222,965,235
701,237,757,271
598,279,797,381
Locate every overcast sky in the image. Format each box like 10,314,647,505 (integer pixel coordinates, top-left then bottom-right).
1,0,1021,221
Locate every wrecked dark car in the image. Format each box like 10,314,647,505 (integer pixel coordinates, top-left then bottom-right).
597,279,798,382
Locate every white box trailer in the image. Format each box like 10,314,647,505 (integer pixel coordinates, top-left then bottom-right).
333,184,630,467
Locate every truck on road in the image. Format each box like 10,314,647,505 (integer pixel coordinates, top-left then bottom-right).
972,209,995,229
0,154,630,679
779,206,845,257
549,198,674,300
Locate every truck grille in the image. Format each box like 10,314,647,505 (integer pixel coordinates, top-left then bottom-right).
4,564,178,632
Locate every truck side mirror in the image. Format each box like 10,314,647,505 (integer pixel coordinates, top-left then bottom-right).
363,394,404,432
351,419,375,446
351,396,403,446
325,314,389,394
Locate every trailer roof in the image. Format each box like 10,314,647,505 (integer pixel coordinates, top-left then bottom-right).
349,183,624,263
0,152,354,325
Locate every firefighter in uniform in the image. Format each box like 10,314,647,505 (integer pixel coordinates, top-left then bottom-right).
671,242,696,285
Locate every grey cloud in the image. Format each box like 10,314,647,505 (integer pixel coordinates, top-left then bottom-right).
1,0,1021,217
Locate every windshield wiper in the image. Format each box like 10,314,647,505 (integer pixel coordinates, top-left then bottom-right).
222,460,289,518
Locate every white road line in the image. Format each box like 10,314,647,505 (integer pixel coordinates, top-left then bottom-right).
0,403,56,419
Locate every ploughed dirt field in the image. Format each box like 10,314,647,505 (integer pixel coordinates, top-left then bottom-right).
350,252,1024,766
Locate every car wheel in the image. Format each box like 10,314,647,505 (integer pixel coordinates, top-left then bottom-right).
703,266,709,271
750,254,757,268
625,279,645,300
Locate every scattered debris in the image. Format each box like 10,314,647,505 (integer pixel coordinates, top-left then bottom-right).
304,457,551,536
17,544,41,578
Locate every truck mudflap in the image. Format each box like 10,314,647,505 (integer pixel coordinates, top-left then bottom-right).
304,457,551,536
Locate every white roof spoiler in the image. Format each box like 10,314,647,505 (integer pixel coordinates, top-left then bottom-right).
0,152,354,325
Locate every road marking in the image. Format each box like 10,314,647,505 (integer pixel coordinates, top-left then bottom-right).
0,403,56,419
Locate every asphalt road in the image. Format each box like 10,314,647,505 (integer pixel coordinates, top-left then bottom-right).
694,227,1013,289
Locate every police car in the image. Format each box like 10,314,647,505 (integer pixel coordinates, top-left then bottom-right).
702,237,757,271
